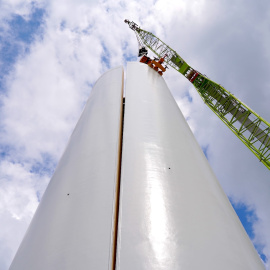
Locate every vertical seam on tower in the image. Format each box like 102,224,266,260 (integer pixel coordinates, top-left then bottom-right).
111,71,125,270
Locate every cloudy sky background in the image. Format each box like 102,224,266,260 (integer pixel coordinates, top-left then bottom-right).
0,0,269,269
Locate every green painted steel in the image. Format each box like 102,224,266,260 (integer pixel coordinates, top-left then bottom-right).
126,20,270,170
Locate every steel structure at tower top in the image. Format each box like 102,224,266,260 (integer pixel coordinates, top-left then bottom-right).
125,19,270,170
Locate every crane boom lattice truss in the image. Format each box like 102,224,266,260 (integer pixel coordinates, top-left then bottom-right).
125,20,270,170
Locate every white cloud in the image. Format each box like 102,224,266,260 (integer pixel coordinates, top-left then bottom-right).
0,0,269,269
0,160,49,269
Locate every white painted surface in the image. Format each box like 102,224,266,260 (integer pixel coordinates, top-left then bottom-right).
9,66,124,270
10,63,264,270
116,62,264,269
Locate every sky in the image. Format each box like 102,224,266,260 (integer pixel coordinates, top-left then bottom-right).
0,0,269,269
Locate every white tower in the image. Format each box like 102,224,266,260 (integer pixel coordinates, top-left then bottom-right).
9,63,264,269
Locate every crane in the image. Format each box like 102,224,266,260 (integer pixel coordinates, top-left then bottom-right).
124,19,270,170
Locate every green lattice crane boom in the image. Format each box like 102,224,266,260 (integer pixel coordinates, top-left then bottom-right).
125,20,270,170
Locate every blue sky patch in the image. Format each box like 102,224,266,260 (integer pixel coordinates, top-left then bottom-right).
230,199,267,263
60,20,66,31
230,200,257,238
0,144,14,159
202,144,209,159
36,191,42,202
124,54,137,63
184,91,192,103
9,8,45,43
101,43,110,69
0,6,46,91
30,153,56,177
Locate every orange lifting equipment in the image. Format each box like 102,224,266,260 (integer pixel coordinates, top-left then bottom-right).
140,55,167,76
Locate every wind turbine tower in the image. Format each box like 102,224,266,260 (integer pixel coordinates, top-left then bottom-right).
9,21,265,270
